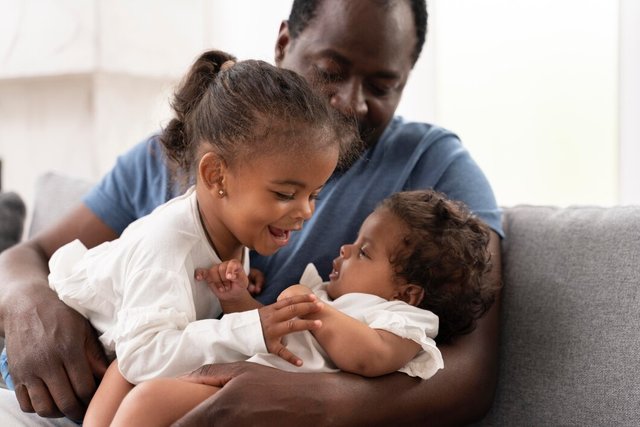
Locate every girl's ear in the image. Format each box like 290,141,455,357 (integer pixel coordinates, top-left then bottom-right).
394,284,425,307
198,152,226,191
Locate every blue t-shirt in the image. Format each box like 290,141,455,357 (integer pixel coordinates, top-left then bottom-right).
84,117,503,304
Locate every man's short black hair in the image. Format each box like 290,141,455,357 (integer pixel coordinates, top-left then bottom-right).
288,0,428,65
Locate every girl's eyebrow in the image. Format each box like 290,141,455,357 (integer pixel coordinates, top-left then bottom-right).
270,179,306,187
270,180,326,191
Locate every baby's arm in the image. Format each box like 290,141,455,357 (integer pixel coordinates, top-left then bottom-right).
313,304,420,377
278,285,421,377
194,259,261,313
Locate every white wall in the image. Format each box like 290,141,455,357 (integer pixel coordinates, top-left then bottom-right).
619,0,640,205
429,0,619,207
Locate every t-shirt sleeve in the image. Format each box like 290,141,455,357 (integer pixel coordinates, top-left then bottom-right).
408,134,504,238
83,135,173,235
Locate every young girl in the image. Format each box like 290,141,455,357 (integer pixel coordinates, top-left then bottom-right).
38,49,354,426
108,189,500,426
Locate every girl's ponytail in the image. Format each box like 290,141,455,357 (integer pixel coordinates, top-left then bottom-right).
161,50,237,170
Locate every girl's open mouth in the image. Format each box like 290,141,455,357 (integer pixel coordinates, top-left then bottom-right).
268,226,291,245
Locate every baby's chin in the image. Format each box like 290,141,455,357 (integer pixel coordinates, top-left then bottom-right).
325,283,340,300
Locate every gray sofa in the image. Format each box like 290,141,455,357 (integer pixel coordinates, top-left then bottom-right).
2,172,639,425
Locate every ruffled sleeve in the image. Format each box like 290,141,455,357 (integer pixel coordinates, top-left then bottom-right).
298,263,330,299
364,300,443,379
114,268,266,384
333,294,444,380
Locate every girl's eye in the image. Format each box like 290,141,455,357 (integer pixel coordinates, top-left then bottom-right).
309,193,320,201
274,192,295,201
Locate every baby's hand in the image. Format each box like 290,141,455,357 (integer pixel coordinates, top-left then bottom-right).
194,260,249,301
277,284,313,301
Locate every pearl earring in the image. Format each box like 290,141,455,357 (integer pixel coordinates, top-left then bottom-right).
218,189,225,197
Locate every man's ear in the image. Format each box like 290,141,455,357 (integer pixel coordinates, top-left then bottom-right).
198,152,226,191
394,284,425,307
275,20,290,65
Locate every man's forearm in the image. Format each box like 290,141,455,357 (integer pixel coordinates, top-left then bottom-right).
0,241,51,334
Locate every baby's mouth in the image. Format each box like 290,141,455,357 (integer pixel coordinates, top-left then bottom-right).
329,263,339,281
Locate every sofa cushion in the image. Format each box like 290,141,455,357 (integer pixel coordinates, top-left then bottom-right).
478,205,640,425
28,172,94,237
0,192,26,253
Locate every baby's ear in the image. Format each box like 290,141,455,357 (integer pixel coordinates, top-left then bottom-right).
198,152,226,190
394,284,425,307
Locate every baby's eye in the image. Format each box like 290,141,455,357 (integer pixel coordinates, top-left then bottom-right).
358,247,368,259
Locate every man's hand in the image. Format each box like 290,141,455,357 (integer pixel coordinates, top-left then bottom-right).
258,294,323,366
174,362,342,427
4,291,107,421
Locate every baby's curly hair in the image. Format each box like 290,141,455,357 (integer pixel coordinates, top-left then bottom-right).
380,190,499,343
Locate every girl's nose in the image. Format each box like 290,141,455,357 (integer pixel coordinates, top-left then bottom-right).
300,199,313,220
293,198,314,221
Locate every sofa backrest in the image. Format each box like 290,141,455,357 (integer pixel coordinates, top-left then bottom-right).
28,172,94,237
477,205,640,426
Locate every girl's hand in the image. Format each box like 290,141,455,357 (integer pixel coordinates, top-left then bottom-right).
194,260,248,300
258,294,323,367
277,284,313,301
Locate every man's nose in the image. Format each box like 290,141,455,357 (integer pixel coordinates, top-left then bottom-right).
330,80,367,120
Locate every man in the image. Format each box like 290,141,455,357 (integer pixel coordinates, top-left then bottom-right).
0,0,503,425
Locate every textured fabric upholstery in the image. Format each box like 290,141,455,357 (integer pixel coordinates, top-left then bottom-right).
28,172,93,237
478,205,640,426
0,192,26,253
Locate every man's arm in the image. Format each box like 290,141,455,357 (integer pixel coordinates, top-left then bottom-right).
0,204,116,420
175,231,502,426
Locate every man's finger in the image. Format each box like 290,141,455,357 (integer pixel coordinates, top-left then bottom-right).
179,363,236,386
14,384,34,413
45,371,86,421
25,378,66,418
64,334,106,408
